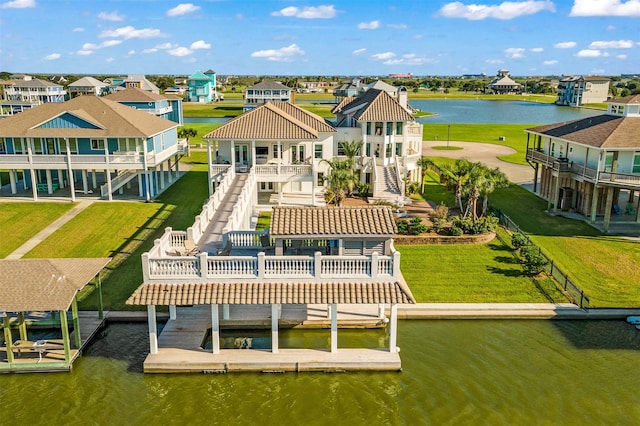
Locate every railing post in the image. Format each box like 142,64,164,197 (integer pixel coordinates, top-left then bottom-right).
393,251,401,278
371,252,379,278
550,260,554,276
198,252,208,280
258,251,265,278
314,251,323,278
141,253,150,282
186,226,195,242
564,275,569,291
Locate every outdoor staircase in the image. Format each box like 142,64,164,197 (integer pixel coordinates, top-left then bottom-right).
373,165,404,203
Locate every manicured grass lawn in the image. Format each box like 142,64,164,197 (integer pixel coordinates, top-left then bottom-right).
423,170,455,207
183,101,243,117
491,185,640,307
422,123,536,165
0,202,75,258
179,123,221,147
398,228,564,303
256,211,271,231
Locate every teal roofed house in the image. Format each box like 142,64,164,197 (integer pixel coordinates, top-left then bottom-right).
187,70,217,103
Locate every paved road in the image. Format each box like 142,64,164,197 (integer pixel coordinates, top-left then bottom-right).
423,140,534,185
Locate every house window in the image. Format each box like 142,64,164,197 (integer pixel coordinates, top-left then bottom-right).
396,122,403,135
272,144,282,159
633,153,640,173
604,153,614,172
337,143,345,156
33,138,43,154
365,143,371,156
0,139,5,154
396,143,403,156
386,122,393,135
386,143,392,158
317,172,324,186
366,122,372,135
68,138,78,154
13,138,23,154
314,144,323,159
91,139,105,150
375,122,383,136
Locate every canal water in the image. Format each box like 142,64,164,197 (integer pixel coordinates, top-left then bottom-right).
2,320,639,424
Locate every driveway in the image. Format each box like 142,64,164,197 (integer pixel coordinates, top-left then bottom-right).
422,141,533,186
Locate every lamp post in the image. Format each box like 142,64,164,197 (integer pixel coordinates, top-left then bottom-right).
447,124,451,148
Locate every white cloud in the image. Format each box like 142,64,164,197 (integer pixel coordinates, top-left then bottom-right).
190,40,211,50
99,26,165,39
589,40,634,49
167,3,200,17
101,39,122,48
358,20,380,29
607,25,617,30
352,48,367,55
98,11,124,22
43,53,61,61
414,34,424,39
383,53,430,66
106,57,114,63
570,0,640,17
554,41,577,48
155,43,174,49
76,50,93,56
0,0,35,9
168,47,192,57
437,0,555,20
387,23,408,29
617,54,627,59
271,5,337,18
82,43,99,50
505,47,526,58
250,44,305,62
486,58,504,64
576,49,602,57
543,59,558,65
127,50,135,56
530,47,544,52
371,52,396,60
142,48,158,54
72,27,84,32
80,40,121,52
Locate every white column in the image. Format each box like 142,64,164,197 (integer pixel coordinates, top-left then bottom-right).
147,305,158,355
138,173,144,197
211,304,220,354
223,304,230,320
65,139,76,201
91,170,97,189
45,169,53,193
57,169,65,188
206,140,213,196
81,170,88,194
169,305,177,320
159,163,165,189
389,303,398,353
9,170,17,194
142,138,151,202
378,303,386,320
271,304,279,354
167,159,173,184
330,303,338,353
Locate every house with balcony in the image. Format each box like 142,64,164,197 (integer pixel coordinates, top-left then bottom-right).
332,88,423,203
244,80,292,111
0,75,66,104
0,95,187,201
187,70,217,103
525,94,640,232
68,76,108,98
486,69,521,94
105,87,183,125
104,75,160,94
555,75,610,107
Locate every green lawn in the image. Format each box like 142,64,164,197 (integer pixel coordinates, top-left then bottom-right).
422,123,536,165
183,101,243,118
398,228,564,303
491,185,640,307
179,123,221,147
0,202,75,258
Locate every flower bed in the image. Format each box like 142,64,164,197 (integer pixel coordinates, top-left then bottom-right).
394,232,496,245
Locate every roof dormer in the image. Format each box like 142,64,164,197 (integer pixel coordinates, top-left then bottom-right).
607,94,640,117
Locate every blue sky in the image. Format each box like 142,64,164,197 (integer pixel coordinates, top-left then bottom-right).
1,0,639,76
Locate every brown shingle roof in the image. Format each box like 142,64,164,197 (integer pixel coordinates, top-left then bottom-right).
270,206,397,238
0,258,111,312
337,89,414,122
203,102,334,140
608,94,640,105
0,95,176,138
526,114,640,148
104,86,167,102
126,281,415,305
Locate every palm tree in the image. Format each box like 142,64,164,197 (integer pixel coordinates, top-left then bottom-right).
479,167,509,217
322,158,357,206
439,159,474,212
178,127,197,143
339,140,362,173
416,156,438,194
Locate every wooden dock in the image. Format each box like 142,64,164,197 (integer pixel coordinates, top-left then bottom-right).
0,311,107,373
145,304,399,373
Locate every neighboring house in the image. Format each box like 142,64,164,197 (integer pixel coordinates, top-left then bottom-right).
68,76,108,98
486,69,521,94
525,94,640,232
555,75,610,107
187,70,217,103
0,75,66,104
49,75,68,84
298,81,337,93
333,79,365,99
104,75,160,94
244,80,292,111
0,95,187,201
105,87,183,125
332,88,423,203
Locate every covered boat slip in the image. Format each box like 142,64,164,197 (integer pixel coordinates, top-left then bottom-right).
127,281,415,373
0,258,111,373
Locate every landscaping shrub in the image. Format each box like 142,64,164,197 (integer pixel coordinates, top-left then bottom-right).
450,215,498,235
521,245,549,275
449,225,463,236
511,232,529,250
409,217,429,235
432,217,447,234
396,219,409,235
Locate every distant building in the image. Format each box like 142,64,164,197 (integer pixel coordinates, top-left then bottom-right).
298,81,337,93
333,79,365,99
555,75,610,107
104,75,160,94
105,87,183,125
485,69,521,94
243,80,292,111
187,69,217,103
68,76,108,98
389,73,413,78
461,73,487,79
0,75,66,104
